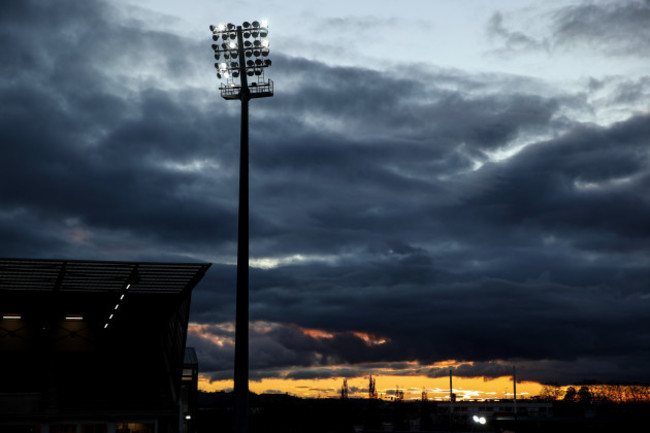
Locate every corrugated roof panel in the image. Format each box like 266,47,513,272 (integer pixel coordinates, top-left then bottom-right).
0,258,211,294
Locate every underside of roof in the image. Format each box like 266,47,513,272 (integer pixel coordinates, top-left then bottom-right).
0,258,211,294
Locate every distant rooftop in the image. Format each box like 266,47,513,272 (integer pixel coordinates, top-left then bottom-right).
0,257,210,294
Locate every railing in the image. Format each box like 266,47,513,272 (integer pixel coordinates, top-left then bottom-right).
220,79,274,100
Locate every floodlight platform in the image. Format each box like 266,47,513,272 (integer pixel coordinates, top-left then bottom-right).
220,80,274,100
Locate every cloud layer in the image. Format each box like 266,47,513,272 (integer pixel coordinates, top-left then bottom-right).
2,0,649,387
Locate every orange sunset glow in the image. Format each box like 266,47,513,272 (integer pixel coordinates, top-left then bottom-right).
189,322,544,400
198,373,543,400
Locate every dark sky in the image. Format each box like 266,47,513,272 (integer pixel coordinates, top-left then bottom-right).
1,0,649,387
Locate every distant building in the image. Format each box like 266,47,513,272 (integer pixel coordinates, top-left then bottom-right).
0,258,210,433
435,400,553,428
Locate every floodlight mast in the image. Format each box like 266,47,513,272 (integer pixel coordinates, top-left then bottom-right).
210,20,273,433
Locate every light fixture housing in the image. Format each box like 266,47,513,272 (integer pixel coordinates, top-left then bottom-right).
209,20,273,100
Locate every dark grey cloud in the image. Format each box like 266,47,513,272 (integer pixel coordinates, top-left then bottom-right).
0,0,238,261
2,0,649,388
192,108,650,385
552,0,650,55
488,1,650,57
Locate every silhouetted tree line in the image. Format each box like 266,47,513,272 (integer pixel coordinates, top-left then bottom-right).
540,384,650,402
194,389,650,433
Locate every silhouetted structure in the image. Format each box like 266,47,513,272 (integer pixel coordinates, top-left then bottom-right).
368,375,378,399
340,379,349,399
193,391,650,433
209,20,273,433
0,258,210,433
393,386,404,401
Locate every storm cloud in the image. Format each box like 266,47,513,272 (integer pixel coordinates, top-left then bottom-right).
2,0,649,387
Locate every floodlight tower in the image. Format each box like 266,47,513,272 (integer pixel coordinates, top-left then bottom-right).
209,20,273,433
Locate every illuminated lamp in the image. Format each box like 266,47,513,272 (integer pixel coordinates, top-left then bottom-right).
3,313,22,320
472,415,487,425
65,314,84,321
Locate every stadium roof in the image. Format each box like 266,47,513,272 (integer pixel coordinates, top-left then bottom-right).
0,258,211,294
1,258,211,421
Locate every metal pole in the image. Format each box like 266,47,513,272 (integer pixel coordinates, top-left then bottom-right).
449,370,453,430
233,25,251,433
513,365,517,433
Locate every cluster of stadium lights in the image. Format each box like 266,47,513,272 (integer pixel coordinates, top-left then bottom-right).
103,283,130,329
210,20,271,86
